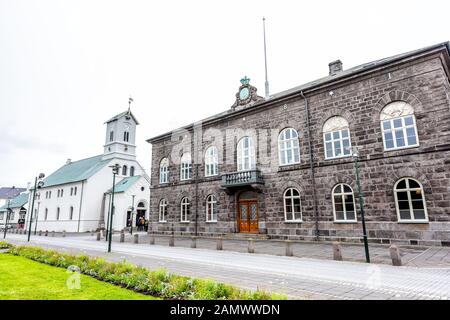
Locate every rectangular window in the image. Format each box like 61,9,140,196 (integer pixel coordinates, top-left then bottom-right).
382,116,419,151
324,129,352,159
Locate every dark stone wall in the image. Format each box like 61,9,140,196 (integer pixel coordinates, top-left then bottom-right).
149,52,450,246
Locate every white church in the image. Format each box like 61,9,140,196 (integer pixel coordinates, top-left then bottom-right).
28,109,150,233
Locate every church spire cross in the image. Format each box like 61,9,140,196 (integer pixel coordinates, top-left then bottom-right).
128,96,134,114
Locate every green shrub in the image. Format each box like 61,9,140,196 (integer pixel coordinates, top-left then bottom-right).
0,241,12,249
8,245,286,300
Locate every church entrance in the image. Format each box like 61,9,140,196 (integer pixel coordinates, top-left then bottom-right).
237,191,259,233
135,202,146,230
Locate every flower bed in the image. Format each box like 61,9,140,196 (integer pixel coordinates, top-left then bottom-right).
6,244,286,300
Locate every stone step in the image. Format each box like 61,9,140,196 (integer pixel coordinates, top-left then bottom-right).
223,233,269,240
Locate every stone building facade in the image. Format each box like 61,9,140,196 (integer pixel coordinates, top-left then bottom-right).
147,42,450,246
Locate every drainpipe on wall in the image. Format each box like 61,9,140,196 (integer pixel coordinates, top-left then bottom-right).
300,91,319,241
77,181,85,233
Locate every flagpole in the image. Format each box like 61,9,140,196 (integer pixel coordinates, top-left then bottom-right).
263,17,270,99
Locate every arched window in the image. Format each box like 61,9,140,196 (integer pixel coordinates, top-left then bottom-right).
380,101,419,151
56,207,60,220
237,137,255,171
44,208,48,220
278,128,300,166
123,131,130,142
180,153,192,181
159,199,167,222
180,197,190,222
122,165,128,176
206,195,217,222
74,187,77,196
109,130,114,142
332,184,356,222
159,158,169,183
394,178,428,222
205,146,219,177
130,166,135,177
323,116,352,159
283,188,302,222
69,206,74,220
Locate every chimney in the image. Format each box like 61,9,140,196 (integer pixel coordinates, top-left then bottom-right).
329,60,343,75
66,158,72,165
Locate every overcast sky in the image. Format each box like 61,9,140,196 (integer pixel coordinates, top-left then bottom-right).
0,0,449,188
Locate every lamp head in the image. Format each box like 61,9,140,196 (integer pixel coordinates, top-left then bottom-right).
352,147,360,160
38,173,45,179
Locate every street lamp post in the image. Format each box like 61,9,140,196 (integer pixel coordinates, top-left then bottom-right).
27,174,45,242
130,195,135,235
352,147,370,263
108,164,120,253
34,201,41,235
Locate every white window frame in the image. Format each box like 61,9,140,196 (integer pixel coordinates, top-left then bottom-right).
332,184,357,223
237,137,256,171
159,158,169,184
283,188,303,222
380,101,419,151
206,195,217,222
323,117,352,160
180,197,190,222
278,128,301,166
159,199,167,223
394,178,428,223
180,153,192,181
205,146,219,177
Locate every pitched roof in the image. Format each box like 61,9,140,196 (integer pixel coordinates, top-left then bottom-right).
105,111,139,125
0,187,27,199
41,155,111,188
0,192,29,210
147,41,450,143
107,175,141,194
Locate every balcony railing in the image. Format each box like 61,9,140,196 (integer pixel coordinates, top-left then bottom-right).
221,170,264,188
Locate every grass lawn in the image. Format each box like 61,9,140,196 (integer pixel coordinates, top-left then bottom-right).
0,254,158,300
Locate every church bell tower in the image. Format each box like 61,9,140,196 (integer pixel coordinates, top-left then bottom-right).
102,105,139,161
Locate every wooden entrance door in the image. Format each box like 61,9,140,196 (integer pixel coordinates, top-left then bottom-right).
238,200,259,233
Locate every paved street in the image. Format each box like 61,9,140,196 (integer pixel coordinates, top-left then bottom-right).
4,233,450,300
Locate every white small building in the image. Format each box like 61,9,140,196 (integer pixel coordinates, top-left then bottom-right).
28,110,150,233
0,192,28,229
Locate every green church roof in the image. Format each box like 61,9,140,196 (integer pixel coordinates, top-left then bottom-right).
108,175,141,194
0,192,29,211
42,155,110,188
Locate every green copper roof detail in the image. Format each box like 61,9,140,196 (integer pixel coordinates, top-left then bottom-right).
0,192,29,210
41,155,110,188
108,175,141,194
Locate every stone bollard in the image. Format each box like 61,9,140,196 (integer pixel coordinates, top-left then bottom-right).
169,235,175,247
248,239,255,254
62,230,66,238
216,237,223,251
285,240,293,257
38,230,42,236
15,229,19,234
332,242,343,261
51,231,55,237
45,230,48,237
190,236,197,249
149,235,155,245
120,230,125,243
134,233,139,244
389,245,402,266
96,231,101,241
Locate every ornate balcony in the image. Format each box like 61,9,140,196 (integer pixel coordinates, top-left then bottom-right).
221,170,264,188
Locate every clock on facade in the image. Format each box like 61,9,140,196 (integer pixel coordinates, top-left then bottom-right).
239,87,250,100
